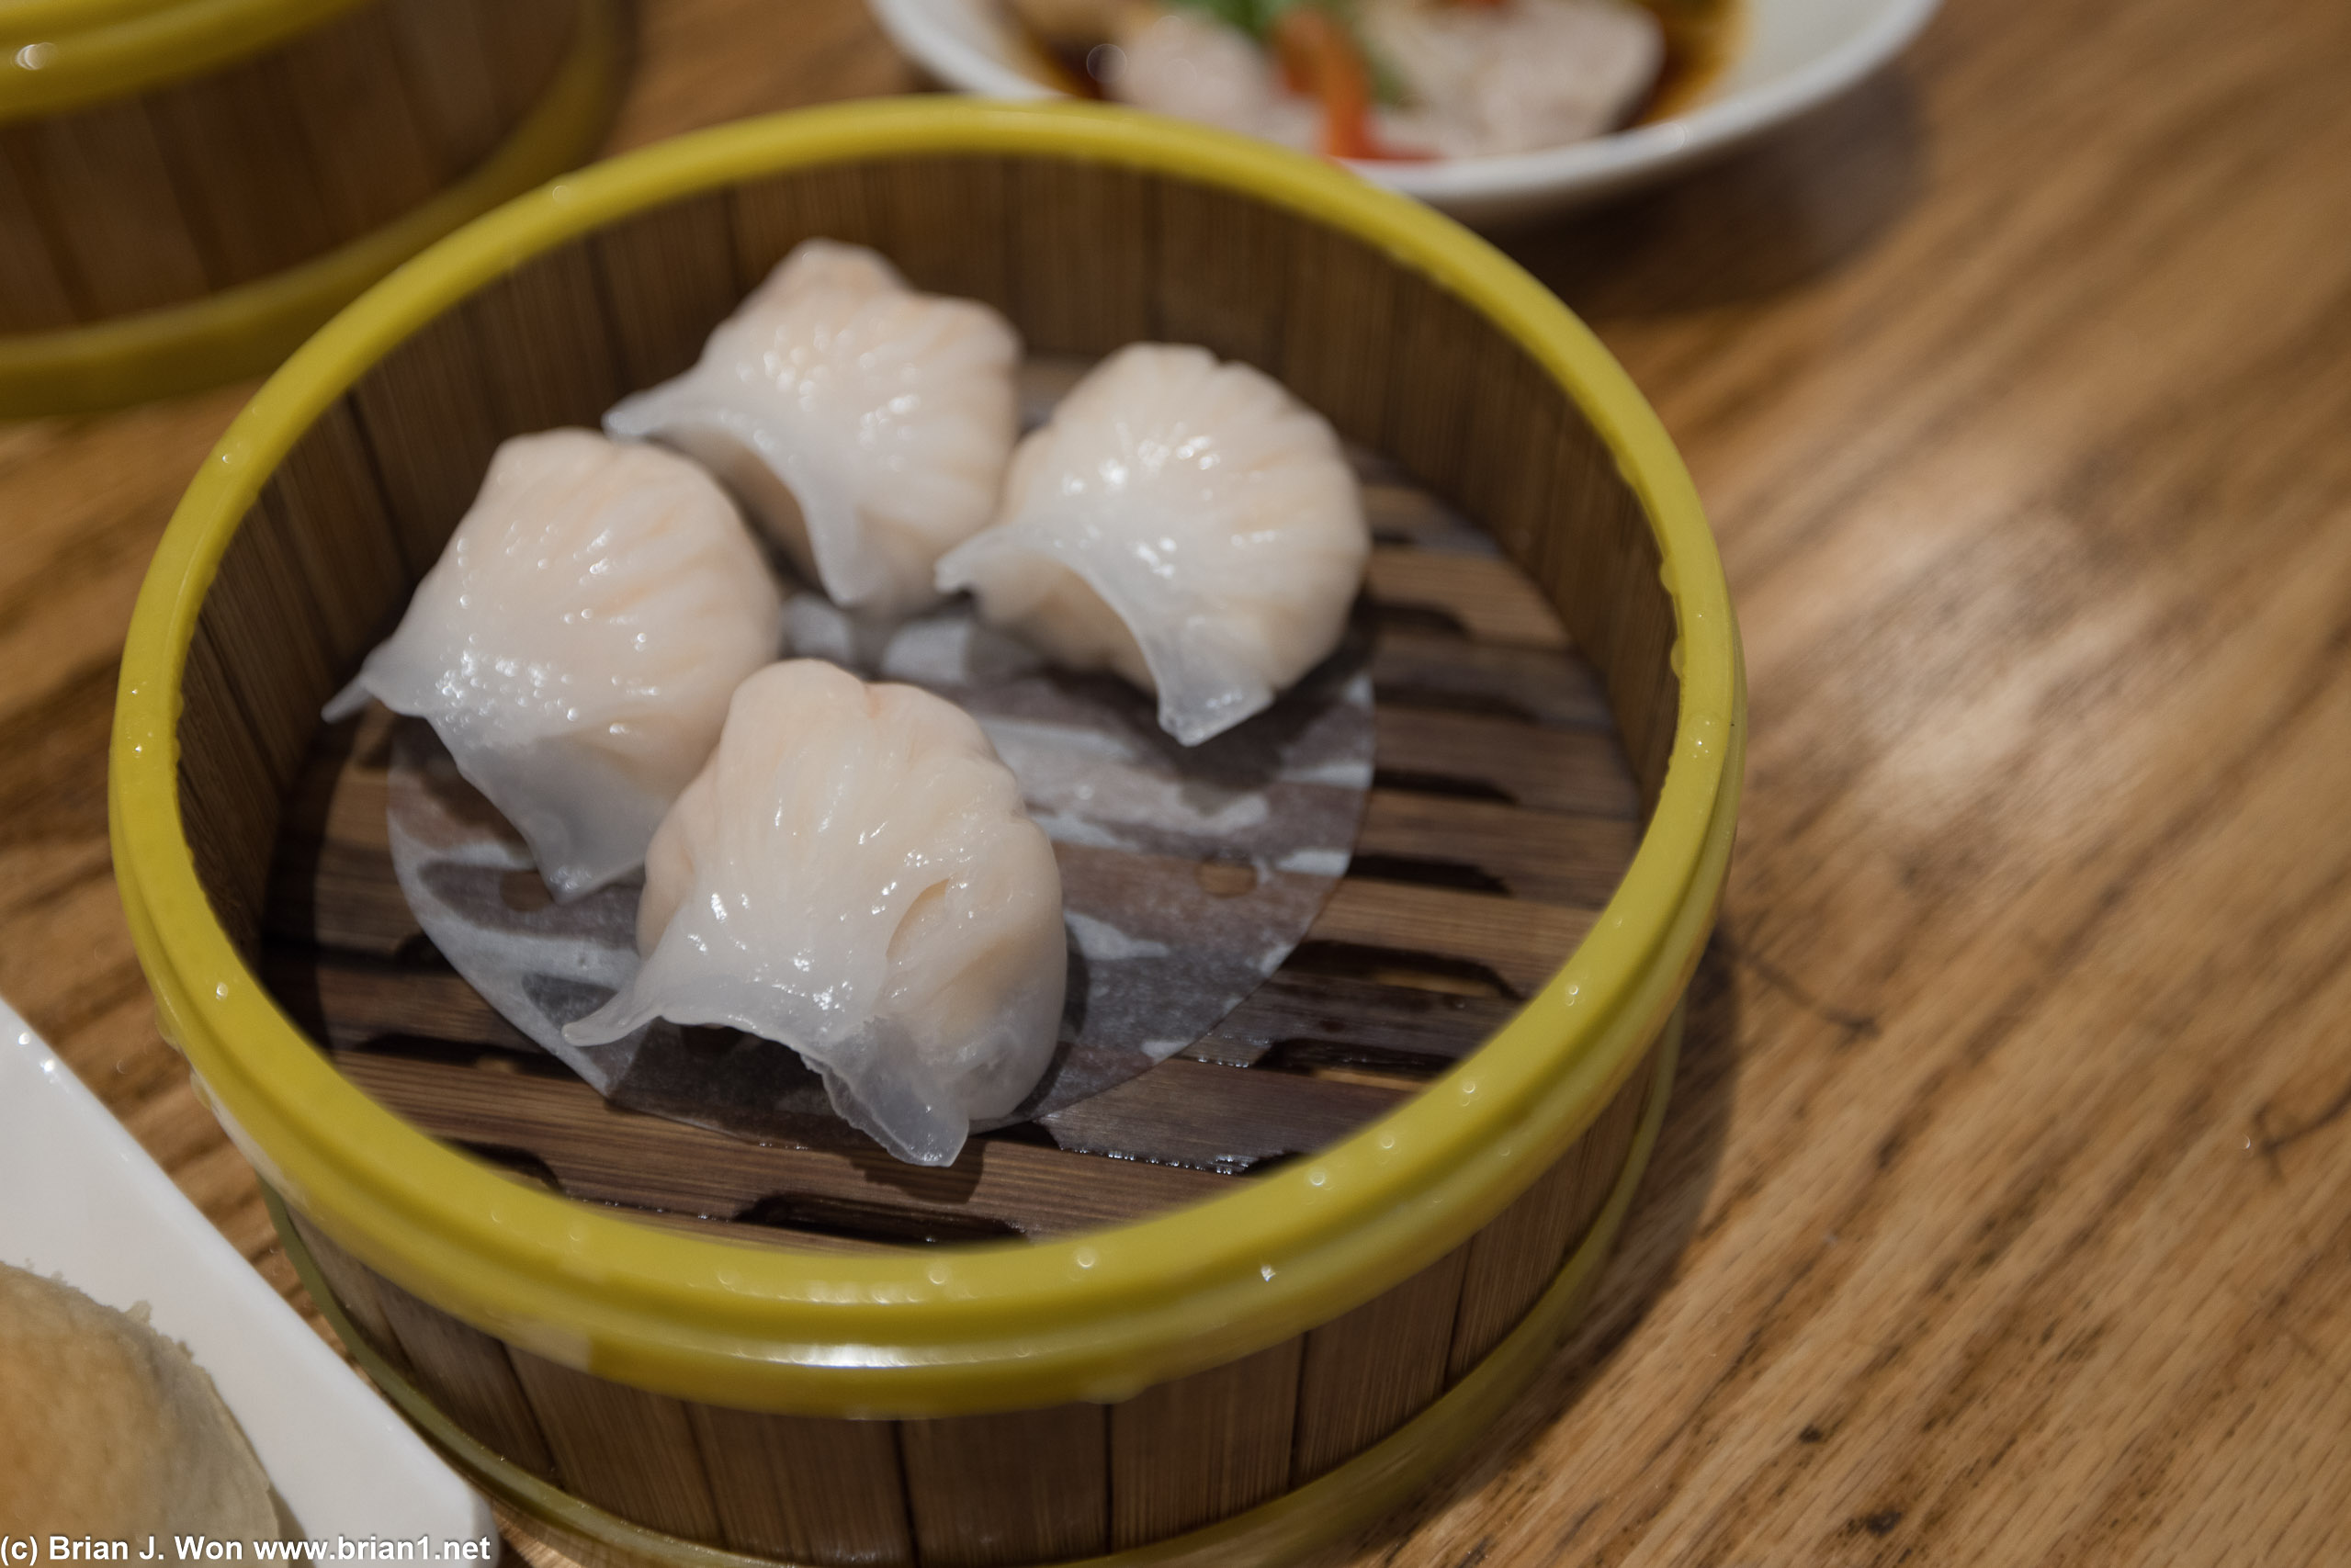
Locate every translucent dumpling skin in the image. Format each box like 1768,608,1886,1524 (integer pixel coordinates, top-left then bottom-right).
1362,0,1664,158
565,660,1068,1166
605,239,1022,622
1110,8,1320,152
935,343,1369,745
328,429,783,900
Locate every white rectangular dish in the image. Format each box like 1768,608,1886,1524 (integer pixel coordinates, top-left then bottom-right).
0,1001,492,1545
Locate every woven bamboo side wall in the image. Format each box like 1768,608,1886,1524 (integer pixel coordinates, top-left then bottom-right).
171,154,1688,1559
288,1058,1651,1564
0,0,576,333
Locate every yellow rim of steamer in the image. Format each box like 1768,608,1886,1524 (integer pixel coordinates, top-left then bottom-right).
1,0,384,118
111,98,1746,1418
0,0,617,415
271,1019,1678,1567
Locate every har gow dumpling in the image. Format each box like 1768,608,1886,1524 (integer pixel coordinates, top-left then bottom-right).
565,660,1068,1167
605,239,1022,622
934,343,1369,746
327,429,783,900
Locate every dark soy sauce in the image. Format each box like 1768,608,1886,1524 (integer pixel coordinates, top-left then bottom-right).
1633,0,1744,125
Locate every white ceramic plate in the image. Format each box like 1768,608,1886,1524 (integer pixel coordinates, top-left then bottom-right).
866,0,1940,224
0,1002,492,1544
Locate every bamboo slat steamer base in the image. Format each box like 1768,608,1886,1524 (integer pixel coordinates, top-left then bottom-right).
0,0,617,414
128,109,1731,1568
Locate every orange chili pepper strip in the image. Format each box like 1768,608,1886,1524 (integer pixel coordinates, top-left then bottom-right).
1271,7,1424,161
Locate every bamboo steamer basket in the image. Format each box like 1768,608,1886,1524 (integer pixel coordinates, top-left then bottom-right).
110,100,1745,1567
0,0,620,415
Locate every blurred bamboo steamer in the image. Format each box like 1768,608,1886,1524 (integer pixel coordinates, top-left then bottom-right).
0,0,621,416
111,101,1744,1567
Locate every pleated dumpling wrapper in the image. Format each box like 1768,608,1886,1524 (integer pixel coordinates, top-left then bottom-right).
327,429,783,900
565,660,1068,1167
605,239,1022,622
935,343,1370,745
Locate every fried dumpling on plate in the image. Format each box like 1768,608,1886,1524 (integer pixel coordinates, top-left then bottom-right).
605,239,1022,623
0,1265,279,1543
935,343,1370,746
565,660,1067,1167
326,429,783,900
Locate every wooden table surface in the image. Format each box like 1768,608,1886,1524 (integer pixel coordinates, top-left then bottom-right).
6,0,2348,1561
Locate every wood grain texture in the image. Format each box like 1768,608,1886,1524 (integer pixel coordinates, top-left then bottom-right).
0,0,579,328
509,1349,726,1540
1293,1242,1473,1483
592,193,743,388
0,152,77,332
1109,1339,1305,1548
6,0,2349,1563
285,1211,413,1378
373,1269,565,1482
684,1405,913,1564
899,1404,1109,1566
1446,1065,1654,1382
3,99,210,316
330,1049,1242,1238
282,4,445,238
383,0,507,177
146,52,337,288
